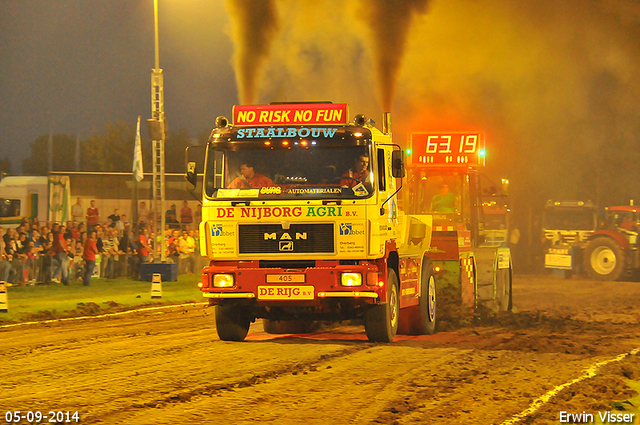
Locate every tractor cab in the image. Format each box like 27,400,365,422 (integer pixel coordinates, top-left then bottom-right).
605,206,640,242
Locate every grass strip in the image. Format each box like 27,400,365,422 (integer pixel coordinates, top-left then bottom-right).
0,274,203,323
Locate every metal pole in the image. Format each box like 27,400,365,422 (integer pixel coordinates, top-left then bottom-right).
153,0,160,71
151,0,166,262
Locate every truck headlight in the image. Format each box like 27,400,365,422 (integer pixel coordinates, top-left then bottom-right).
213,274,234,288
341,272,362,287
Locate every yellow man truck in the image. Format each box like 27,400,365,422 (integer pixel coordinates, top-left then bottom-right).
187,103,511,342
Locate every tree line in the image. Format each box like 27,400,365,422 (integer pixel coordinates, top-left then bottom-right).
20,121,211,176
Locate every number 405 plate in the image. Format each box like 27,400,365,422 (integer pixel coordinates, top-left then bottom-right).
266,274,306,283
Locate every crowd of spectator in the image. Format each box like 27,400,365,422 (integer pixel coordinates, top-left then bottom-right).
0,198,203,286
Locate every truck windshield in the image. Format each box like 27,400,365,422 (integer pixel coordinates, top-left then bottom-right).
543,209,596,231
204,145,374,200
407,173,463,215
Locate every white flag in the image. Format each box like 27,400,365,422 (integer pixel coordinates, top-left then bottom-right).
133,116,144,182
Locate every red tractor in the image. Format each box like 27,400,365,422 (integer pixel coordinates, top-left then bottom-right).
584,205,640,281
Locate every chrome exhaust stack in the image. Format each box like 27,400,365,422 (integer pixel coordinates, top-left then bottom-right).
382,112,391,135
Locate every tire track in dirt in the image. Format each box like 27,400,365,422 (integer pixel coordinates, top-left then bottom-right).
83,343,373,424
108,330,517,424
110,345,456,425
4,276,640,424
502,348,640,425
349,347,472,424
369,350,613,424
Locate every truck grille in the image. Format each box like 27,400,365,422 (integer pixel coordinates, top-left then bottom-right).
239,223,335,254
545,231,594,246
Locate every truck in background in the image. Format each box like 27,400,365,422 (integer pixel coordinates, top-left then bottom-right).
187,103,511,342
0,176,71,226
542,200,599,278
541,200,640,281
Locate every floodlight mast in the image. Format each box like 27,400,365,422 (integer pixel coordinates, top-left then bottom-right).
149,0,166,262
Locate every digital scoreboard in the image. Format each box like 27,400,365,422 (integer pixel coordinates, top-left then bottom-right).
410,132,485,167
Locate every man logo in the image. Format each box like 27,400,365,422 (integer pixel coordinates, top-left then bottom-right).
264,232,307,240
340,223,352,235
211,224,223,237
279,241,294,251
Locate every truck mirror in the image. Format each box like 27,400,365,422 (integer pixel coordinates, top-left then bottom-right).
185,161,197,189
392,150,405,178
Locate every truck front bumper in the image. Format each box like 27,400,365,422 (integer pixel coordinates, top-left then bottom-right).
200,261,385,306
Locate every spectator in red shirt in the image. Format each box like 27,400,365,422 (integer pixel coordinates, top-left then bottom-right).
83,231,98,286
138,226,149,264
229,162,274,189
86,200,100,230
53,225,70,286
71,221,81,240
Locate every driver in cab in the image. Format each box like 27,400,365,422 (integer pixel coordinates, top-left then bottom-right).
431,183,457,213
340,154,370,188
229,162,274,189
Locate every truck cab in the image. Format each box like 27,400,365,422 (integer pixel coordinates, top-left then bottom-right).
189,103,436,342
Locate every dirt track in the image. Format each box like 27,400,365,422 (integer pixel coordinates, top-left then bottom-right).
1,275,639,424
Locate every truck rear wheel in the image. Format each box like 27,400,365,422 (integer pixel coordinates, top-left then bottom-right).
496,265,512,312
584,237,626,281
262,319,319,334
365,269,399,343
215,305,251,341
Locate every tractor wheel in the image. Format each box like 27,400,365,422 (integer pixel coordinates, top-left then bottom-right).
365,269,399,343
215,305,251,341
262,319,319,334
584,237,626,281
496,265,513,312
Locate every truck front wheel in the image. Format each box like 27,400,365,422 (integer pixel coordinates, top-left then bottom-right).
215,305,251,341
584,237,626,281
399,258,437,335
365,269,399,343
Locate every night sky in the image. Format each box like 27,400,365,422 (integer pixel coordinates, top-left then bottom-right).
0,0,235,170
2,0,640,210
